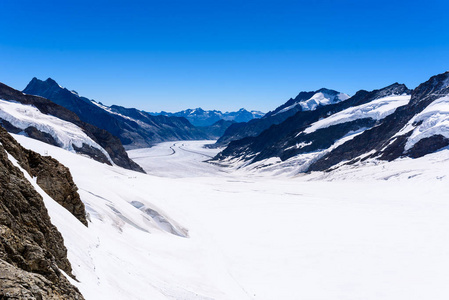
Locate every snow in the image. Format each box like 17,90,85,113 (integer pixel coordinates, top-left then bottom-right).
274,91,350,115
127,141,226,178
242,127,368,176
0,99,112,163
10,135,449,300
304,94,411,134
395,95,449,150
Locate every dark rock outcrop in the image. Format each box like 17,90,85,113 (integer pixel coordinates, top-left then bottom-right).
23,78,216,149
214,83,410,165
308,72,449,172
212,88,348,148
0,125,88,226
0,81,144,173
0,128,84,299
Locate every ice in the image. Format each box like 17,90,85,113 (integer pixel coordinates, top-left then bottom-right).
10,134,449,300
304,94,410,134
0,99,112,163
274,91,350,115
396,95,449,150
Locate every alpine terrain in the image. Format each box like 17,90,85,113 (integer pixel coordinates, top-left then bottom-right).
1,71,449,300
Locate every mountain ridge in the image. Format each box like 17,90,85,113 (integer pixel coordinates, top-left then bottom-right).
150,107,264,127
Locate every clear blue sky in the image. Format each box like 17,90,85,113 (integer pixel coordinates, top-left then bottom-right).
1,0,448,112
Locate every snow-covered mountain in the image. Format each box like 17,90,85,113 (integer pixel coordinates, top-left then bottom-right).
4,71,449,299
212,72,449,176
212,88,349,147
150,107,264,127
0,81,144,172
23,78,215,148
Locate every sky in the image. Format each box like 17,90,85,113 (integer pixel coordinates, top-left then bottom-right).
1,0,449,113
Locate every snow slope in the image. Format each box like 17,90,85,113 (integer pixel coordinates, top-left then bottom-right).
275,91,350,115
11,136,449,300
304,94,411,134
0,99,112,162
395,95,449,150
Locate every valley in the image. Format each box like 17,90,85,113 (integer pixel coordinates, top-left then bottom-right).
9,135,449,300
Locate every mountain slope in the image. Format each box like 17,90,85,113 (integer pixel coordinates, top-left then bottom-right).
151,108,264,127
24,78,211,148
212,88,349,147
213,83,410,171
0,126,84,299
308,71,449,171
0,81,144,173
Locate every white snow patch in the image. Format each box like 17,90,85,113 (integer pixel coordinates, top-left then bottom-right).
304,94,411,134
0,99,112,163
10,135,449,300
395,95,449,151
274,91,349,115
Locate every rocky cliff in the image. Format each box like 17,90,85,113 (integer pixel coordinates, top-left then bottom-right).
0,127,84,299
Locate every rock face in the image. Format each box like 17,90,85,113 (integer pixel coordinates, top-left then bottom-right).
212,88,348,148
23,78,216,149
0,127,84,299
308,71,449,171
213,71,449,174
0,81,144,173
214,83,410,165
0,126,88,226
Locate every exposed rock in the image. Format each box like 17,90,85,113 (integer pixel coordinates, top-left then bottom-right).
0,126,88,226
23,78,215,149
0,260,83,299
212,88,349,148
308,72,449,171
214,83,410,165
0,130,84,299
24,127,59,147
0,81,145,173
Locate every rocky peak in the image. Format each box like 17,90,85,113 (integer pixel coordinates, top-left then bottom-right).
370,82,411,100
409,71,449,107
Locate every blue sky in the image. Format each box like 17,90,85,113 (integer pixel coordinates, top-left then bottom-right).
1,0,448,112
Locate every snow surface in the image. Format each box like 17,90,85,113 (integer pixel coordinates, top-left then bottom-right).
304,94,411,134
395,95,449,150
10,135,449,300
0,99,112,163
275,91,350,115
128,141,226,178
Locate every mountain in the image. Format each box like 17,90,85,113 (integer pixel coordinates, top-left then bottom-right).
23,78,212,148
0,126,84,298
212,83,412,173
150,107,264,127
212,71,449,175
212,88,349,148
308,71,449,172
0,81,144,173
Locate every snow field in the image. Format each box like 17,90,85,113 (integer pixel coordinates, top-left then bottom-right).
10,136,449,300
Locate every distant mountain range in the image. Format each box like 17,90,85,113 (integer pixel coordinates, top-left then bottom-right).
150,108,264,127
1,71,449,177
211,71,449,175
23,78,232,148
